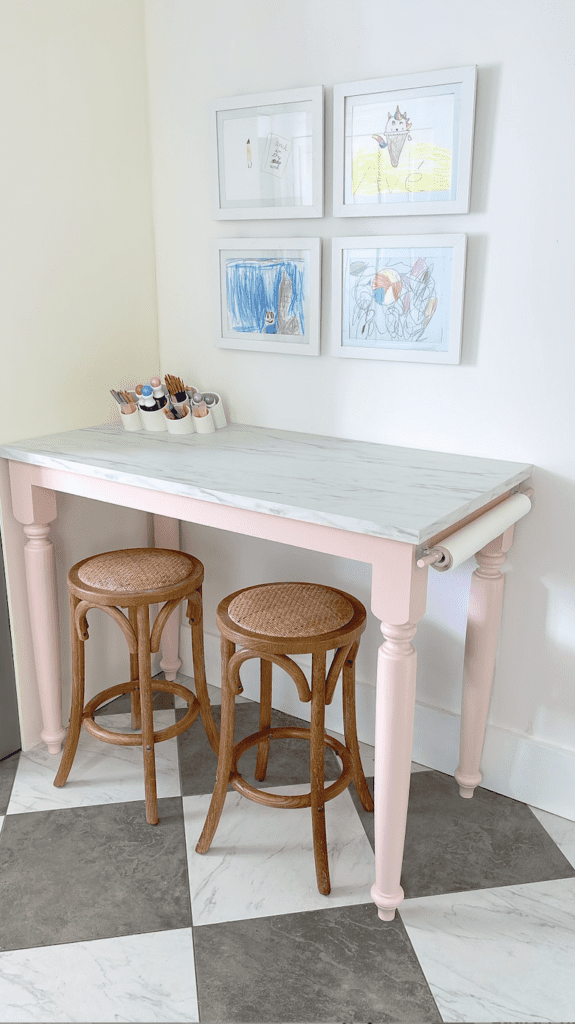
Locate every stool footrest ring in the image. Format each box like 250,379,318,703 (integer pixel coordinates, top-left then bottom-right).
229,726,353,807
82,680,200,746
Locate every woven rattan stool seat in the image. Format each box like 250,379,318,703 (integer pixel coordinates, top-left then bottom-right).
76,549,194,593
197,581,373,895
55,547,219,825
227,582,354,637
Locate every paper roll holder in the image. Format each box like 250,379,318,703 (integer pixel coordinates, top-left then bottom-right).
416,487,534,572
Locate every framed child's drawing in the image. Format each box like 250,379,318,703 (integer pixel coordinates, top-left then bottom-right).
211,86,324,219
215,238,321,355
331,235,467,363
333,67,476,217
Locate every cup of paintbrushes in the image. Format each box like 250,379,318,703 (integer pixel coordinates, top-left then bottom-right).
164,401,193,434
120,401,142,431
111,390,142,431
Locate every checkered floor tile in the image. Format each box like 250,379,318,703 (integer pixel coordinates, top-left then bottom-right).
0,673,574,1023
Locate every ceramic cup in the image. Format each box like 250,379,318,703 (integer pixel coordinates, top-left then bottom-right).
140,406,167,431
203,392,227,428
120,407,142,431
192,409,215,433
164,407,194,434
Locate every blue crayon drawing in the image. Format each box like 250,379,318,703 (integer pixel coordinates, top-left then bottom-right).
226,256,306,336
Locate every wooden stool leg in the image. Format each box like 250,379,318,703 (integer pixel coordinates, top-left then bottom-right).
54,594,86,788
196,638,236,854
342,642,374,812
137,604,158,825
188,588,219,754
129,606,141,731
310,651,330,895
255,657,272,781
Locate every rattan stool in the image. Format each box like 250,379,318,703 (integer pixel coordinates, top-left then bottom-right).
196,581,373,894
54,547,219,824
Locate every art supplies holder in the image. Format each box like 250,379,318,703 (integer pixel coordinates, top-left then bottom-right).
115,386,226,434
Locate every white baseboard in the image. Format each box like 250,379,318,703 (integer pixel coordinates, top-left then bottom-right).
179,626,575,823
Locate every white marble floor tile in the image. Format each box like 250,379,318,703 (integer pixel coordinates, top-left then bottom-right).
530,806,575,868
400,877,575,1023
184,784,375,927
0,928,198,1023
7,711,180,814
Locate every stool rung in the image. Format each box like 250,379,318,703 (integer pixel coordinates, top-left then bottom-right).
229,726,353,807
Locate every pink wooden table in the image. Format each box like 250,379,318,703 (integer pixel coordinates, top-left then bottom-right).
0,422,532,920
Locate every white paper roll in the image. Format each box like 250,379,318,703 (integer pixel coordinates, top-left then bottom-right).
430,492,531,571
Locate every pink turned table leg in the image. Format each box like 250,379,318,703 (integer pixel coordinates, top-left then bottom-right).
152,513,181,680
370,541,428,921
455,525,515,798
9,462,66,753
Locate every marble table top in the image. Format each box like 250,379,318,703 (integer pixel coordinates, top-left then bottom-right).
0,422,532,546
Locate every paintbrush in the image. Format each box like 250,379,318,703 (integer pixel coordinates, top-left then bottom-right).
110,389,129,405
167,396,182,419
165,374,188,403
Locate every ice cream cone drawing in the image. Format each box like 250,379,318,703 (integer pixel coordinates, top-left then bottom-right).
373,105,412,168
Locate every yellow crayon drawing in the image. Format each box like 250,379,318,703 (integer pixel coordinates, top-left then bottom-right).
352,142,452,196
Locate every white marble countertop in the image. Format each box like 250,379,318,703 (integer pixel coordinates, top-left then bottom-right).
0,422,532,545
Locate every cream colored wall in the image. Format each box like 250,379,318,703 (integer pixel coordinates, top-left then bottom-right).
145,0,575,815
0,0,159,746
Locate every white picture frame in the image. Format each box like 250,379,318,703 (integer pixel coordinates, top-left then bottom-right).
211,86,324,219
330,234,467,363
333,66,476,217
215,237,321,355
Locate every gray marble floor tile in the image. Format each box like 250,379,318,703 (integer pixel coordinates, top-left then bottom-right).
193,902,441,1023
96,689,175,715
177,702,342,798
172,671,252,707
0,751,19,814
0,797,190,951
351,770,575,899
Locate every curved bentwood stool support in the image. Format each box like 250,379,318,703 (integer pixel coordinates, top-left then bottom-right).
196,582,373,895
54,548,219,824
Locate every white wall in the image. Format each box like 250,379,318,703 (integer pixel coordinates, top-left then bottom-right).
145,0,575,816
0,0,159,746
